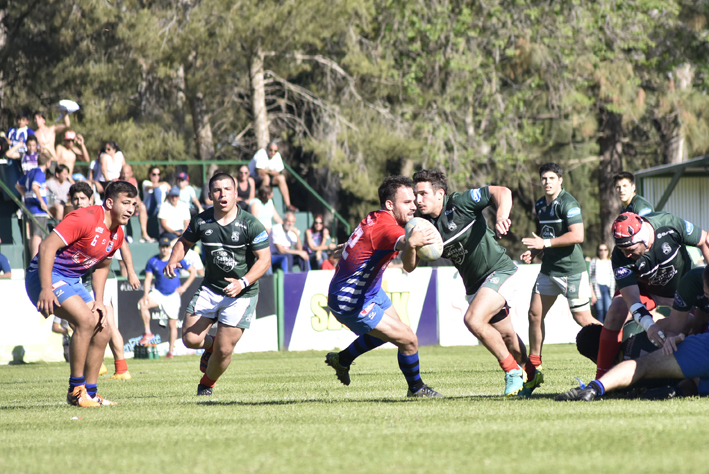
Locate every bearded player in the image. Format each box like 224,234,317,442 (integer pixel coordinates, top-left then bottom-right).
25,181,138,407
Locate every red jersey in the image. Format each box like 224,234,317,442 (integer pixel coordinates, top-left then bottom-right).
27,205,124,278
328,211,404,314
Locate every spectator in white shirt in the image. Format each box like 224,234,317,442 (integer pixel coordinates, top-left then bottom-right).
248,141,297,212
158,186,191,240
270,211,310,273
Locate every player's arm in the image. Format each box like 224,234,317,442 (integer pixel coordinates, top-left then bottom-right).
164,237,195,278
618,284,660,338
523,222,584,251
488,185,512,237
4,143,22,159
399,225,437,273
36,232,66,317
141,271,153,307
76,136,89,162
32,181,50,214
224,247,271,298
54,113,71,135
178,265,197,294
90,257,112,327
694,230,709,265
119,241,140,289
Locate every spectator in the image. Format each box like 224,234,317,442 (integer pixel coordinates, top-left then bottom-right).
55,131,89,177
119,164,154,242
270,211,310,273
46,164,72,220
235,165,255,211
93,141,125,192
5,135,39,174
142,165,170,217
34,111,70,161
200,178,213,210
248,140,297,212
176,171,204,215
250,185,282,233
320,251,339,271
182,245,205,277
589,243,615,324
158,186,191,240
7,111,35,153
0,238,12,279
24,151,51,259
304,214,337,269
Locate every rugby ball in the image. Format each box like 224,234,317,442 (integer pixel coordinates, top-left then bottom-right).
405,217,444,261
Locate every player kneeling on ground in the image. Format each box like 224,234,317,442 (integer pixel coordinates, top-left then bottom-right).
25,181,137,407
163,172,270,396
325,176,443,398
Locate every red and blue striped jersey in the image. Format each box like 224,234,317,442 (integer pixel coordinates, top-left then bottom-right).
27,205,124,278
328,211,404,314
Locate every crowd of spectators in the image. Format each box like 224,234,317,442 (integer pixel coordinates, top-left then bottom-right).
1,110,338,274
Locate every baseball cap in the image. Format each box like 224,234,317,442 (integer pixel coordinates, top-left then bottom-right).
64,130,76,140
159,236,173,247
168,185,181,197
177,172,189,181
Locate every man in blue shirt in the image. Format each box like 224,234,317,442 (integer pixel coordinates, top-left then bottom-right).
0,238,11,279
22,152,51,259
139,236,197,358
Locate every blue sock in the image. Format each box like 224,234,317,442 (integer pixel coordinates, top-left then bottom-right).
589,380,605,396
86,384,98,398
398,351,424,393
339,334,385,367
69,376,85,389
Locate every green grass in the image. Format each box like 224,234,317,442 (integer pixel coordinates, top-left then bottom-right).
1,344,707,474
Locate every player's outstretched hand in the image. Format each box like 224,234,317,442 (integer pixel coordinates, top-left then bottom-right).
128,271,141,290
662,333,685,355
163,262,183,279
92,301,108,331
647,324,666,348
224,278,243,298
495,218,511,238
332,243,345,260
522,232,545,250
407,224,436,249
520,250,533,264
37,288,59,318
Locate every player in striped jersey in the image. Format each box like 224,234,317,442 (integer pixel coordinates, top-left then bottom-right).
325,176,443,398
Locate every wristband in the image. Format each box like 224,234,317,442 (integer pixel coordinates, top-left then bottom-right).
630,302,654,331
544,239,552,248
240,277,250,288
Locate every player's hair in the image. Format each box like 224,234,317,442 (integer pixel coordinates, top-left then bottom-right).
576,324,603,364
104,180,138,201
37,150,51,166
26,135,37,145
703,266,709,288
69,181,93,200
613,171,635,185
412,169,448,195
378,175,414,208
257,185,272,202
55,164,70,175
209,172,235,191
35,111,46,120
539,162,563,178
17,110,30,120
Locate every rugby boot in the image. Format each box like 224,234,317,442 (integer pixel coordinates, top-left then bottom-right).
325,352,351,386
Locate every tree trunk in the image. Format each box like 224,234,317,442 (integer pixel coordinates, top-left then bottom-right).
655,64,693,165
250,43,269,150
188,90,215,162
597,108,623,250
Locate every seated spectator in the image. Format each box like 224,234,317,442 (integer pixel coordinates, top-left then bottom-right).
46,164,72,220
7,111,35,153
120,164,155,242
24,151,51,259
176,171,203,215
182,246,205,277
5,135,39,174
235,165,255,211
248,141,297,212
158,186,191,240
34,111,70,161
270,211,310,273
250,186,282,233
93,141,125,193
55,131,89,177
0,238,12,279
304,215,337,269
142,165,170,216
320,251,339,271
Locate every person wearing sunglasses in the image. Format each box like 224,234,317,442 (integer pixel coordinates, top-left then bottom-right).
142,166,170,217
304,214,337,269
589,244,615,323
235,165,255,211
248,140,298,212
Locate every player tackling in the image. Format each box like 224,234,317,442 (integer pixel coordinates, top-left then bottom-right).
25,181,138,407
163,172,270,396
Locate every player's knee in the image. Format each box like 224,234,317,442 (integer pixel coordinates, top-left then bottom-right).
604,300,628,327
464,314,486,338
182,332,201,348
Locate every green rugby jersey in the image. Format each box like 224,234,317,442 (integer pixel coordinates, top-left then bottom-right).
420,186,516,294
621,194,654,217
534,189,586,277
672,267,709,313
612,212,702,298
182,207,269,297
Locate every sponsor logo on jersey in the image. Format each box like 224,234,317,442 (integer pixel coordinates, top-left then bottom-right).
234,221,248,230
360,301,376,319
253,231,268,244
211,248,236,272
638,261,646,270
615,267,632,279
541,225,555,239
650,265,677,286
197,219,205,226
674,292,687,309
470,188,481,202
54,289,64,298
445,207,456,216
657,230,675,239
231,231,239,242
106,241,114,253
443,241,466,265
204,229,213,236
51,281,67,290
662,242,671,255
448,221,457,231
95,227,104,234
567,207,581,218
685,220,694,234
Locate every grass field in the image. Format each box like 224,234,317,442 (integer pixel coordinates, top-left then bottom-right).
1,344,708,474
